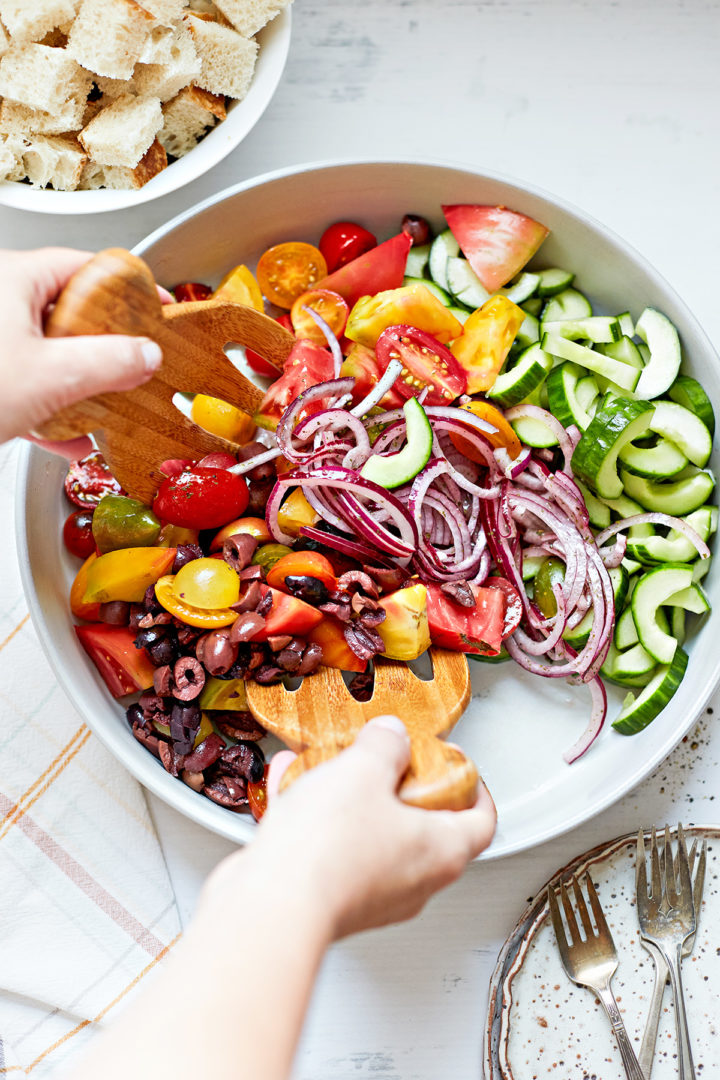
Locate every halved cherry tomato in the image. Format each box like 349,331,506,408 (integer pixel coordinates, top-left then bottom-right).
173,558,240,609
318,221,377,273
152,468,249,530
317,232,412,310
63,509,96,559
256,242,328,309
307,617,367,672
210,516,271,551
442,204,549,292
155,575,238,628
75,624,156,698
376,325,467,405
64,452,123,508
191,394,257,444
254,339,335,430
173,282,212,302
290,288,349,344
70,552,101,621
248,764,269,821
252,585,324,640
266,551,337,594
485,576,523,638
245,314,292,377
449,400,523,461
426,583,506,656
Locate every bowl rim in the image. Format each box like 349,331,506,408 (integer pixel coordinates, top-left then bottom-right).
16,157,720,858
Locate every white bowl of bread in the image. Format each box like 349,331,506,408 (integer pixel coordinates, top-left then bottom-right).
0,0,292,213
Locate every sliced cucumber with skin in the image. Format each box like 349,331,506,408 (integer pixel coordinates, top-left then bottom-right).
428,229,460,293
693,558,711,583
445,255,489,309
620,466,716,515
497,272,540,304
617,312,635,337
646,400,712,467
599,492,644,518
542,333,640,391
599,335,644,368
404,243,431,279
487,343,553,408
664,581,711,614
572,398,654,498
561,565,628,649
626,505,717,565
447,304,471,325
541,287,592,322
668,374,715,436
612,646,688,735
510,412,558,448
521,297,543,317
547,362,599,431
542,316,620,344
633,308,682,400
610,642,658,680
403,276,453,307
618,436,688,479
360,397,432,489
513,311,540,352
522,555,545,581
601,643,655,688
575,478,611,528
623,556,643,576
631,564,693,663
671,606,686,646
615,604,669,650
536,267,575,297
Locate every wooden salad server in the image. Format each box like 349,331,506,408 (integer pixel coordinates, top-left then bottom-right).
35,248,295,503
246,647,479,811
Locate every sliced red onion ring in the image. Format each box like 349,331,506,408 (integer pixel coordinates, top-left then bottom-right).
229,445,284,476
594,512,711,560
505,404,576,473
563,675,607,763
275,377,355,462
298,526,396,567
302,305,343,378
350,358,403,417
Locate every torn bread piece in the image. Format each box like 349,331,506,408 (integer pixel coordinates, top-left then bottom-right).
132,24,200,101
140,0,189,25
0,135,18,179
139,23,175,64
0,0,77,46
68,0,156,79
184,14,257,100
0,21,9,58
0,43,92,113
79,93,162,168
79,136,167,189
0,95,87,135
21,134,87,190
158,83,225,157
213,0,291,39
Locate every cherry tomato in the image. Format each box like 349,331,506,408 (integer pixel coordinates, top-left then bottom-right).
318,221,377,273
196,452,237,469
210,516,271,551
154,575,238,628
266,551,337,594
248,764,269,821
449,400,523,462
191,395,257,444
160,458,194,477
290,288,349,344
256,242,328,309
173,558,240,609
63,509,96,559
152,468,249,530
173,282,212,302
245,314,292,377
64,452,123,509
375,325,467,405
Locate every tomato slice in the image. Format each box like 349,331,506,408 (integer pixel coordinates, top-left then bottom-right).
290,289,349,344
254,338,336,430
248,764,269,821
319,221,377,273
425,584,506,656
485,576,523,638
266,551,337,594
449,400,523,462
450,295,525,393
75,624,156,698
307,617,367,672
256,242,328,309
173,282,212,302
317,232,412,309
375,325,467,405
442,204,549,292
253,586,324,640
65,452,123,509
152,468,249,530
339,343,405,411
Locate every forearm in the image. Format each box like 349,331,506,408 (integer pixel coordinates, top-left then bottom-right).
69,851,330,1080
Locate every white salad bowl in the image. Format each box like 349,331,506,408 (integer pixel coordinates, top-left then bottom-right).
0,10,291,215
16,160,720,857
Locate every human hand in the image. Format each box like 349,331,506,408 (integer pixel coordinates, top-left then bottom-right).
204,717,496,942
0,247,166,445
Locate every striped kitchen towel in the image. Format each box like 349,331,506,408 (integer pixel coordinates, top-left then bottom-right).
0,441,181,1076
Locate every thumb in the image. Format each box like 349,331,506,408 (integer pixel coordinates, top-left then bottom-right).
348,715,411,789
39,334,163,408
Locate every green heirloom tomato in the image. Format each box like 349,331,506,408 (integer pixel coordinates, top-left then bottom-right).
251,543,293,571
533,556,566,618
92,494,161,554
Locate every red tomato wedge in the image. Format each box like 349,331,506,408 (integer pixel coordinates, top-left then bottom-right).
307,617,367,672
375,325,467,405
485,576,523,638
173,282,212,302
252,586,324,640
75,624,156,697
442,205,549,292
340,343,405,411
65,452,123,509
317,232,412,309
426,584,506,656
254,338,336,430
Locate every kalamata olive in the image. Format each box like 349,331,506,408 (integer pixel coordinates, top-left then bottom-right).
297,642,323,676
99,600,131,625
218,741,265,783
181,769,205,792
533,556,566,618
170,701,201,756
246,476,274,514
126,702,144,728
284,574,330,605
135,626,166,650
172,543,204,573
148,636,177,667
196,628,238,675
173,656,205,701
401,213,431,246
237,441,276,481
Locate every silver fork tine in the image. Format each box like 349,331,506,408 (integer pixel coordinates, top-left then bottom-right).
677,824,693,907
651,826,662,900
663,825,678,906
636,829,648,901
560,880,582,945
585,874,612,940
547,886,570,964
572,875,594,938
694,841,707,919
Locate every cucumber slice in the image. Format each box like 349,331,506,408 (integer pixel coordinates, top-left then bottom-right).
547,362,599,431
447,305,471,325
572,399,654,498
623,556,643,575
647,400,712,468
618,436,688,479
601,644,655,688
633,308,682,400
522,555,544,581
542,317,620,344
445,255,489,309
693,558,711,583
563,607,594,648
668,374,715,436
600,492,645,518
428,229,460,293
403,276,453,307
615,604,670,650
612,646,688,735
536,267,575,297
560,565,628,649
513,312,540,352
631,564,693,663
611,642,658,679
497,272,540,304
664,581,711,614
575,478,611,529
620,466,716,515
487,343,553,408
617,312,635,337
541,287,592,322
404,243,431,279
626,505,717,565
671,606,686,646
510,412,558,448
521,297,543,317
360,397,432,489
599,335,644,368
542,334,640,392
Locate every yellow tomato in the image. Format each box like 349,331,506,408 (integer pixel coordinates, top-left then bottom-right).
449,399,523,461
191,393,257,444
378,584,430,661
154,576,238,628
157,523,200,548
70,552,101,620
82,547,177,605
276,488,319,537
256,242,328,309
346,284,464,348
173,558,240,610
212,264,264,311
209,516,271,551
450,295,525,393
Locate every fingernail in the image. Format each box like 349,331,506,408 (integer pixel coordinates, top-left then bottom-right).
369,715,409,739
141,340,163,374
475,780,497,820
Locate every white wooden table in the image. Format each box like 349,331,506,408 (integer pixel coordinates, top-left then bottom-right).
4,2,720,1076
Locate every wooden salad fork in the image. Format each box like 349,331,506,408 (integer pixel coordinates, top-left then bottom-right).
246,648,479,811
36,247,295,502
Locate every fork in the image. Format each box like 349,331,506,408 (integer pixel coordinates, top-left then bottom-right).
636,825,697,1080
548,873,645,1080
638,836,706,1078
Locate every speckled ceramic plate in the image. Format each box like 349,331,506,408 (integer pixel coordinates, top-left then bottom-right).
484,826,720,1079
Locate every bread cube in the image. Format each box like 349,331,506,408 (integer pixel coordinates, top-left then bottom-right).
0,0,77,45
133,24,200,101
79,93,163,168
213,0,291,38
21,134,87,190
183,14,256,100
140,0,188,25
158,83,224,156
0,135,17,178
0,21,9,58
0,134,28,180
68,0,155,79
139,23,175,64
0,43,91,113
0,95,86,135
79,136,167,189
